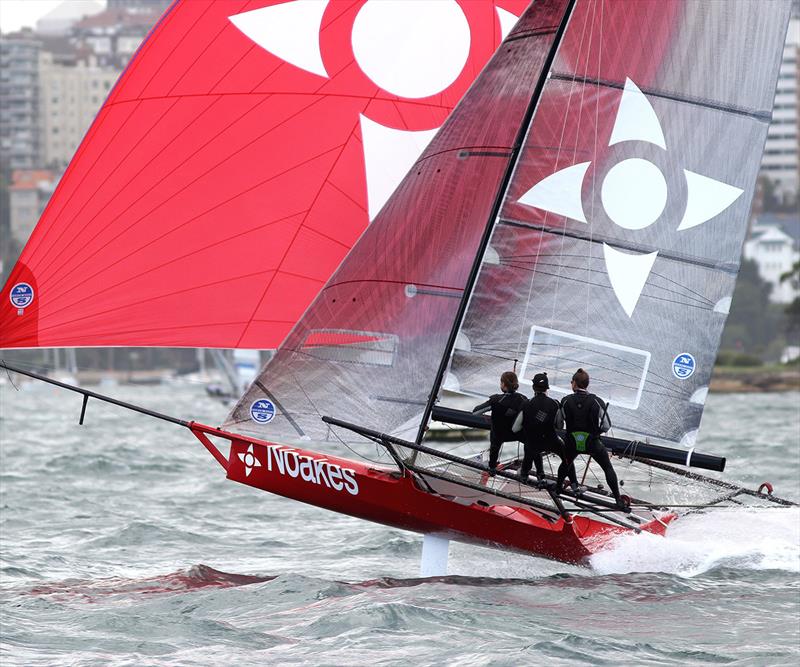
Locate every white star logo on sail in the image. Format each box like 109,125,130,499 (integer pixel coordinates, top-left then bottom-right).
518,78,744,317
228,0,519,221
237,444,262,477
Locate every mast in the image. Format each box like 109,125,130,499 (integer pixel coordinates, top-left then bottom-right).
415,0,577,445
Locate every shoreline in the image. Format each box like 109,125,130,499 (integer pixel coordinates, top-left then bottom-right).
710,368,800,393
3,367,799,394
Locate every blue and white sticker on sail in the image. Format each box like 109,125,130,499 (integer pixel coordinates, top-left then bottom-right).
672,353,696,379
9,282,34,309
250,398,276,424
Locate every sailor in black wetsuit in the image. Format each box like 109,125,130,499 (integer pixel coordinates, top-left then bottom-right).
557,368,626,508
472,371,527,475
513,372,577,488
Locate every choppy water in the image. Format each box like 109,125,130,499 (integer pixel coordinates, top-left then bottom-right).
1,382,798,665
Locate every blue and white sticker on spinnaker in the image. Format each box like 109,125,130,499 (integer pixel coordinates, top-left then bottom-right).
672,352,696,379
9,282,34,309
250,398,276,424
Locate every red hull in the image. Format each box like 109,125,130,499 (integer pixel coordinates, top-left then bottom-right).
191,423,671,565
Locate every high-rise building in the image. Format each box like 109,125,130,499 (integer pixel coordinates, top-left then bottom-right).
761,15,799,204
39,51,120,169
72,5,164,69
8,169,55,247
0,32,41,170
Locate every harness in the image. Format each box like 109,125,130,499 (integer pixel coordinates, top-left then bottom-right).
562,392,602,453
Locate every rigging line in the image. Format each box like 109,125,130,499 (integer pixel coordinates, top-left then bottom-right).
502,256,717,306
500,219,739,273
418,0,579,447
500,266,717,312
501,260,715,307
472,341,689,395
546,0,593,332
468,348,652,388
585,0,603,340
646,269,718,306
329,427,389,467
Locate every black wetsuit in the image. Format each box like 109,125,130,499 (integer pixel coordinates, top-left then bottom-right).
472,391,527,470
519,392,576,484
558,390,621,502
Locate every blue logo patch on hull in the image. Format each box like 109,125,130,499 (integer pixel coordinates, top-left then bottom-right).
10,282,34,309
250,398,276,423
672,353,696,379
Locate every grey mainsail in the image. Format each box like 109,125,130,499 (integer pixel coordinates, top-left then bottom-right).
447,0,792,447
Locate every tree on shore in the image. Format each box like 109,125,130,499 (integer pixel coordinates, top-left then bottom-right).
781,260,800,340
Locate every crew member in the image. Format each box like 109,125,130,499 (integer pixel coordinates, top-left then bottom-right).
557,368,627,509
513,372,577,488
472,371,527,475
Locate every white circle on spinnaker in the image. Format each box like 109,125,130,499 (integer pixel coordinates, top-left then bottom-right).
601,158,667,230
351,0,470,99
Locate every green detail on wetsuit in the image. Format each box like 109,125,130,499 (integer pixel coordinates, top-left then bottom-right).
571,431,590,453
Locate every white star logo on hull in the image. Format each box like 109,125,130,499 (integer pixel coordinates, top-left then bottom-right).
519,78,743,317
237,444,262,477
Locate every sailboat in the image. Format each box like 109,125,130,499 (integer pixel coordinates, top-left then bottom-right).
1,0,797,570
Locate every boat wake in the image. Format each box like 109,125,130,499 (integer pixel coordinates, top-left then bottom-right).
589,507,800,577
28,564,273,601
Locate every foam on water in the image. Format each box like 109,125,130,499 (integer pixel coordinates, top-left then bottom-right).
590,507,800,577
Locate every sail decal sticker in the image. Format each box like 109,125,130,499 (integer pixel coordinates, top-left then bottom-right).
672,353,696,380
9,283,34,311
351,0,471,99
517,77,743,317
250,399,276,424
228,1,330,78
520,326,651,410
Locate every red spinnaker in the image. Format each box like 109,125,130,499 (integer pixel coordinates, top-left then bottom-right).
1,0,527,349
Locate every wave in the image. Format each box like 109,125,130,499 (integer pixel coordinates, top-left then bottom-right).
27,564,273,601
590,507,800,576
